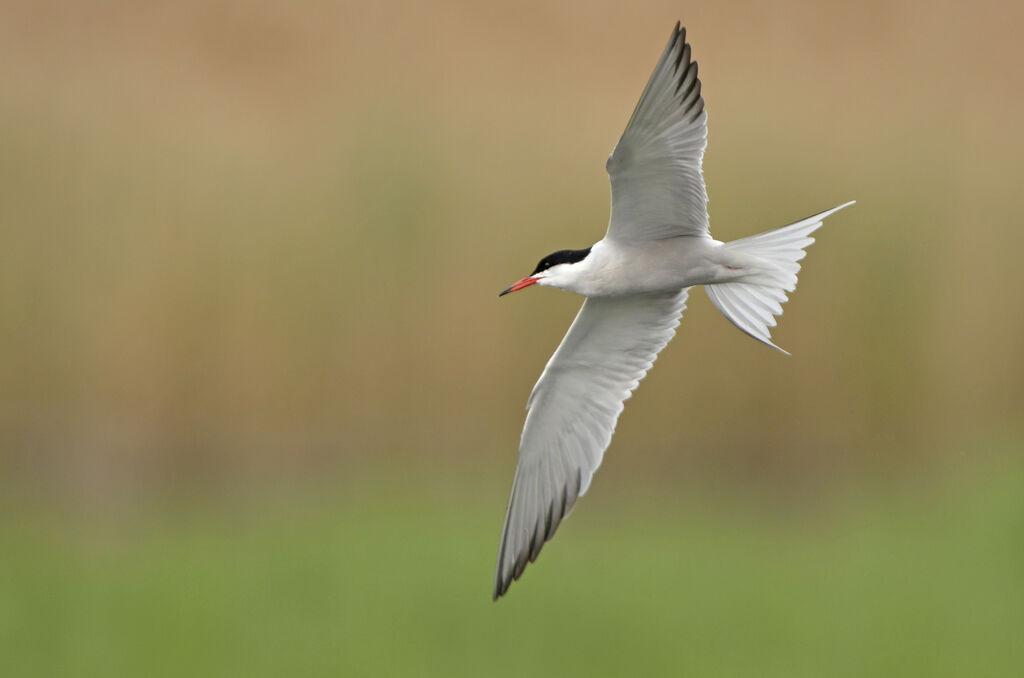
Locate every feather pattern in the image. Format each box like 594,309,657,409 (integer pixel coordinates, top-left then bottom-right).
494,288,690,599
606,23,709,242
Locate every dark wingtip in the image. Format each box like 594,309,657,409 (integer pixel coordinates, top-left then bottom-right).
493,570,511,601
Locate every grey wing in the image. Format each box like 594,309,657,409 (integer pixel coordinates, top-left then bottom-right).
605,22,710,242
493,288,690,599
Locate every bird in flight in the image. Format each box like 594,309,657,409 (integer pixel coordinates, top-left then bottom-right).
493,22,853,599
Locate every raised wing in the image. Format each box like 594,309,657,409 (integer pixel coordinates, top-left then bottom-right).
605,22,709,242
494,288,690,599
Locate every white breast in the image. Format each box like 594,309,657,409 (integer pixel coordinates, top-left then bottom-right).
555,236,724,297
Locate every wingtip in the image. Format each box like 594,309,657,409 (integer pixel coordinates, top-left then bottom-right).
493,567,516,601
492,563,512,601
671,21,684,48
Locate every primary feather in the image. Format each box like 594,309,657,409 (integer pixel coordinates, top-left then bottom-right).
494,289,690,599
606,23,709,242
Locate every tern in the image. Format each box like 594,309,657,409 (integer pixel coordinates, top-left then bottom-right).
493,22,853,599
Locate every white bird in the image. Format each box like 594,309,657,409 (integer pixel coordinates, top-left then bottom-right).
494,22,853,599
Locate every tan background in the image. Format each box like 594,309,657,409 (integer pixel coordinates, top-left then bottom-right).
3,1,1021,498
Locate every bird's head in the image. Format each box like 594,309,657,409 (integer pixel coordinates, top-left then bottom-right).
499,247,593,296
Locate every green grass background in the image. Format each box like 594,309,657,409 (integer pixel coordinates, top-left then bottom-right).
3,446,1022,676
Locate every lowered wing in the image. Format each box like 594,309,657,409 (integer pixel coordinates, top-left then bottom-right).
494,288,690,599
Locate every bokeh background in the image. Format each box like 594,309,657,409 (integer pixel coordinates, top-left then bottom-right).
2,0,1023,675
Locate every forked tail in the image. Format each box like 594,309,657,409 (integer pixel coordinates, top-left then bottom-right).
705,201,855,354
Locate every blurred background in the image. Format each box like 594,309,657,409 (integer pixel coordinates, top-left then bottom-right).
1,0,1022,675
